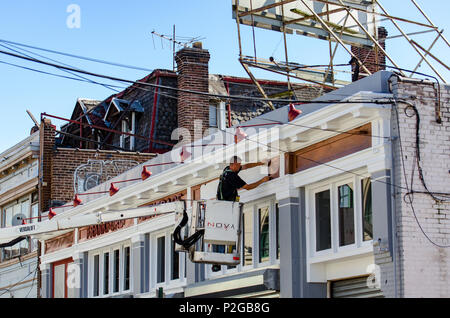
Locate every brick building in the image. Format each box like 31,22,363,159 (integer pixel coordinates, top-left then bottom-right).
59,43,328,154
27,70,449,299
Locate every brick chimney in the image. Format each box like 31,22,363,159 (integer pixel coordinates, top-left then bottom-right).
351,26,388,81
175,42,210,142
39,118,55,213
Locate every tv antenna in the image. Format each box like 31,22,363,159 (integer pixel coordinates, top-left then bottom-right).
151,26,206,71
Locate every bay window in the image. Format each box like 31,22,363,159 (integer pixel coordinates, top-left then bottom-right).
310,175,374,258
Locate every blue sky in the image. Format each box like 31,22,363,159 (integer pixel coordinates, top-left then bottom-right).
0,0,448,152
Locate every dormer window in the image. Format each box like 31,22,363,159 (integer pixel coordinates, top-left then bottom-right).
103,98,143,151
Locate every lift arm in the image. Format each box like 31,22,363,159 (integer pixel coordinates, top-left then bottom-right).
0,201,186,246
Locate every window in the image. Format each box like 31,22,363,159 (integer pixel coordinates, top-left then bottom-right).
91,244,131,297
315,190,332,252
93,255,100,297
52,258,74,298
113,249,120,293
103,252,110,295
123,247,130,291
120,113,136,151
242,209,253,266
157,236,165,284
2,199,30,260
361,178,373,241
338,183,355,246
121,120,131,150
258,207,270,263
310,176,374,259
209,105,218,128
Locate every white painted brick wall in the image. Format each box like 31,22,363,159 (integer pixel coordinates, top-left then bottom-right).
387,77,450,298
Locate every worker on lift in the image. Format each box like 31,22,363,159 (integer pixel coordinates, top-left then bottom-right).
216,156,270,202
212,156,270,271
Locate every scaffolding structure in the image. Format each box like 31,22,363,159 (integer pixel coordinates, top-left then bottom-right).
232,0,449,109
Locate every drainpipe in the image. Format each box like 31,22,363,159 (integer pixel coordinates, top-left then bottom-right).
388,74,399,298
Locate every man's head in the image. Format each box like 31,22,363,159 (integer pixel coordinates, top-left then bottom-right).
229,156,242,172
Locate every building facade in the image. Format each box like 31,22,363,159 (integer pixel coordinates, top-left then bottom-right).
0,131,40,298
36,70,450,298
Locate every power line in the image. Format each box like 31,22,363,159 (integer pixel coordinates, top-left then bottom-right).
0,59,122,89
0,48,396,105
393,100,450,248
0,42,120,93
0,38,154,72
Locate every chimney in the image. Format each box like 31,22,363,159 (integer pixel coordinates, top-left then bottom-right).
351,26,388,81
175,43,210,142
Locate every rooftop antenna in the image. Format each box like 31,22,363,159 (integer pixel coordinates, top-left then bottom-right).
151,28,205,72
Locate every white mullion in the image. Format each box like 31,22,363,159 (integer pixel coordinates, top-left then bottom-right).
354,175,363,248
331,183,339,254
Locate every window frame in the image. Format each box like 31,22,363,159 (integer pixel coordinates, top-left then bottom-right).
307,174,373,261
88,242,132,298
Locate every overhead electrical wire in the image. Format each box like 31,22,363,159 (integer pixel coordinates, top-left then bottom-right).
0,48,396,105
3,46,448,251
0,38,154,72
1,46,447,202
0,42,120,92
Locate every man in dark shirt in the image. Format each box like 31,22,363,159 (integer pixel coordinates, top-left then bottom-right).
217,156,270,202
212,156,269,272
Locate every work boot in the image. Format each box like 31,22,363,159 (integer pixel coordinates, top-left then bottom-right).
211,264,221,272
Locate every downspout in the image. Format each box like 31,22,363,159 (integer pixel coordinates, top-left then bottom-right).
388,74,399,298
148,73,160,152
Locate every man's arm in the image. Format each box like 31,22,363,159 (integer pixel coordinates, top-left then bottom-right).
241,161,266,170
241,176,270,191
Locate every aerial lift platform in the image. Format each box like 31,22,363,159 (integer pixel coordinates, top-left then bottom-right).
0,200,243,267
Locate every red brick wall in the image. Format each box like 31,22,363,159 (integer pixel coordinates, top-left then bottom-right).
39,120,155,211
175,44,210,141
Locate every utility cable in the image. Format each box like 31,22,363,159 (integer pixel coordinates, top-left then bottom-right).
393,100,450,248
0,48,398,105
0,42,120,93
0,38,154,72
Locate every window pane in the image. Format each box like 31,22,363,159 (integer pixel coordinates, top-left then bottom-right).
53,264,66,298
171,236,179,280
103,252,109,295
66,262,77,298
4,206,13,227
338,184,355,246
258,207,270,263
157,236,165,283
243,210,253,266
361,178,373,241
113,249,120,293
30,204,39,224
209,105,218,127
123,247,130,291
93,255,99,296
315,190,331,251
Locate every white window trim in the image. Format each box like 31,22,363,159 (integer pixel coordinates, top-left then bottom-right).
255,200,272,268
306,173,374,264
88,242,132,298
